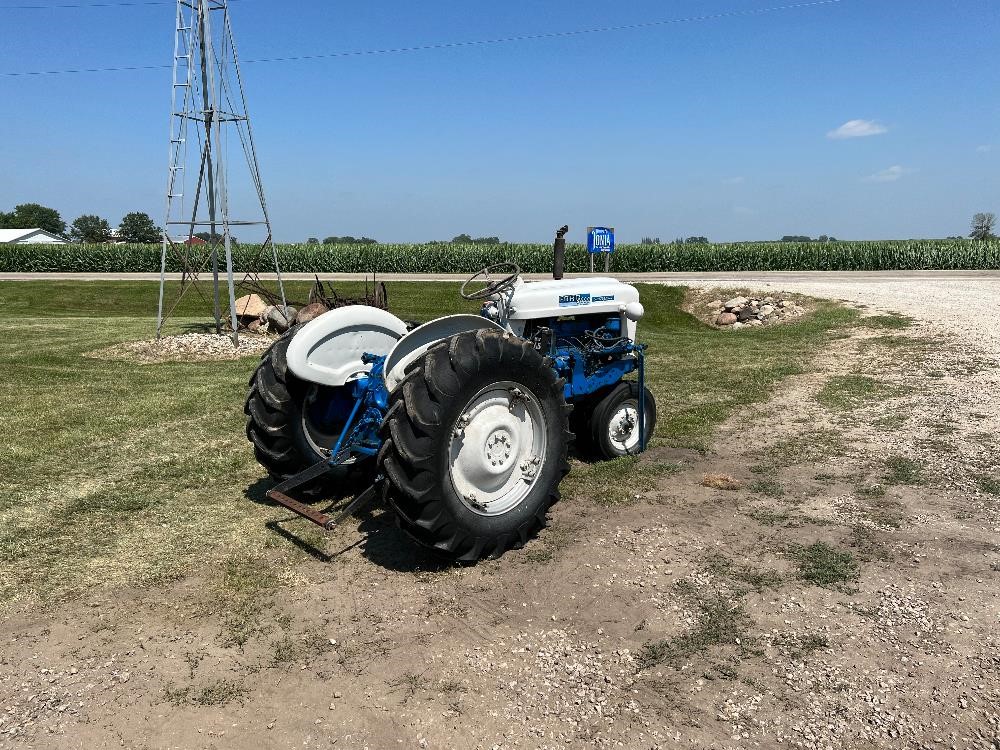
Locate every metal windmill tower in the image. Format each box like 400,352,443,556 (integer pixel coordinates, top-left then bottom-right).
157,0,286,343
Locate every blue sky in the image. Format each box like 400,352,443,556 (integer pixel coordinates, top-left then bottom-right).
2,0,998,243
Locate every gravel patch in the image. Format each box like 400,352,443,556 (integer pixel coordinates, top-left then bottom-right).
85,332,276,363
676,279,1000,356
465,629,647,747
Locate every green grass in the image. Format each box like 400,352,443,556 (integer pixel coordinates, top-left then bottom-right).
638,595,750,670
857,313,914,330
791,542,859,587
884,455,925,485
748,478,786,498
561,456,680,506
0,280,854,606
977,476,1000,496
704,553,784,591
749,429,846,475
217,552,281,646
816,374,908,412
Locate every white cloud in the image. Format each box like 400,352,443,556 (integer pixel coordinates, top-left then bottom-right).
827,119,888,139
863,165,914,183
722,176,745,185
977,144,993,153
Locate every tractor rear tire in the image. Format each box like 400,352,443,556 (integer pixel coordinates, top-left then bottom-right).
378,329,571,562
588,381,657,459
245,324,351,492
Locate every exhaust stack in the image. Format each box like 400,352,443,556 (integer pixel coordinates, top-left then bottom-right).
553,225,569,280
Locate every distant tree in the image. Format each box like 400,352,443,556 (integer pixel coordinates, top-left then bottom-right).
322,235,377,245
685,236,709,244
970,212,996,240
451,233,474,244
307,237,320,244
118,211,161,243
780,235,813,242
471,236,501,245
70,214,112,243
0,203,66,235
818,234,829,243
641,237,662,245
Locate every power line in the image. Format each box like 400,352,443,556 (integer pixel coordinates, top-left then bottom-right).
1,0,239,8
2,0,845,77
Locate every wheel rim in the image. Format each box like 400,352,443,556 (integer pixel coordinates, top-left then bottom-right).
448,380,547,516
608,401,640,453
301,384,354,461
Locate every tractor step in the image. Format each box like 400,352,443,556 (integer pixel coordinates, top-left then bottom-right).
265,459,380,531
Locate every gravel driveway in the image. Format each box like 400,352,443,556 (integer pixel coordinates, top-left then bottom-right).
673,276,1000,355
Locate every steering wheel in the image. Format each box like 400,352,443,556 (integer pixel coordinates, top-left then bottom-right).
460,262,522,300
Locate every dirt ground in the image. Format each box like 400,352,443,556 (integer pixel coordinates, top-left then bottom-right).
2,287,999,750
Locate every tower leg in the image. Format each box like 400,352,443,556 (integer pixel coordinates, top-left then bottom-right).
224,232,239,345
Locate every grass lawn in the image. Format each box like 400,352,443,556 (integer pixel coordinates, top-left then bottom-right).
0,281,856,607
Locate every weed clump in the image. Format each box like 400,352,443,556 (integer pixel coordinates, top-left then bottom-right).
884,455,924,485
791,542,859,587
638,595,750,669
977,476,1000,496
164,679,249,707
702,473,743,490
749,478,785,498
858,314,913,330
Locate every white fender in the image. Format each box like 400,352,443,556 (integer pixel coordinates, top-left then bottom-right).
286,305,409,387
383,314,506,392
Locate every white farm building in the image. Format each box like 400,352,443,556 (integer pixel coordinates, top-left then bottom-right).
0,228,68,244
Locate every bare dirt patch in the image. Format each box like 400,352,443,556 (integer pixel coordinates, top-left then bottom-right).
84,332,276,363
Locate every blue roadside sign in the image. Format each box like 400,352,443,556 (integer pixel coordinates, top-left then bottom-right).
587,226,615,254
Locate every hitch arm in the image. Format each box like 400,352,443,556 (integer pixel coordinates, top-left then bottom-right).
265,459,380,531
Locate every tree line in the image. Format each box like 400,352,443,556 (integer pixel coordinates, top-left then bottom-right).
0,203,161,243
304,234,503,245
3,202,996,244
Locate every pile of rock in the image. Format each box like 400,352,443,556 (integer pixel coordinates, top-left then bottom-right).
232,294,330,334
708,295,806,329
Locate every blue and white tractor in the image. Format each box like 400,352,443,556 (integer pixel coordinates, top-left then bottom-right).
245,250,656,561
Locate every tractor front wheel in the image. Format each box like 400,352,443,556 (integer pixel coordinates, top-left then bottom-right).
588,381,657,459
378,329,571,562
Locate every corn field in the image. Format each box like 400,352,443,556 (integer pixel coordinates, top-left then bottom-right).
1,240,998,273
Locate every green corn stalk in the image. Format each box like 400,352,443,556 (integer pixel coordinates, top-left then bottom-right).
1,240,998,273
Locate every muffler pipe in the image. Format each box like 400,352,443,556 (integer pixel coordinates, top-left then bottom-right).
553,224,569,280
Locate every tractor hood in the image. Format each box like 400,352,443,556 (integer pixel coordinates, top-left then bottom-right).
506,277,640,320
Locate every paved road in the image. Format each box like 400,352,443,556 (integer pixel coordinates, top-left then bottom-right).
1,270,997,282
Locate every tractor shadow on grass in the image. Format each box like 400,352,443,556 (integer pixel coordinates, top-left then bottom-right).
243,478,451,573
177,321,220,334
